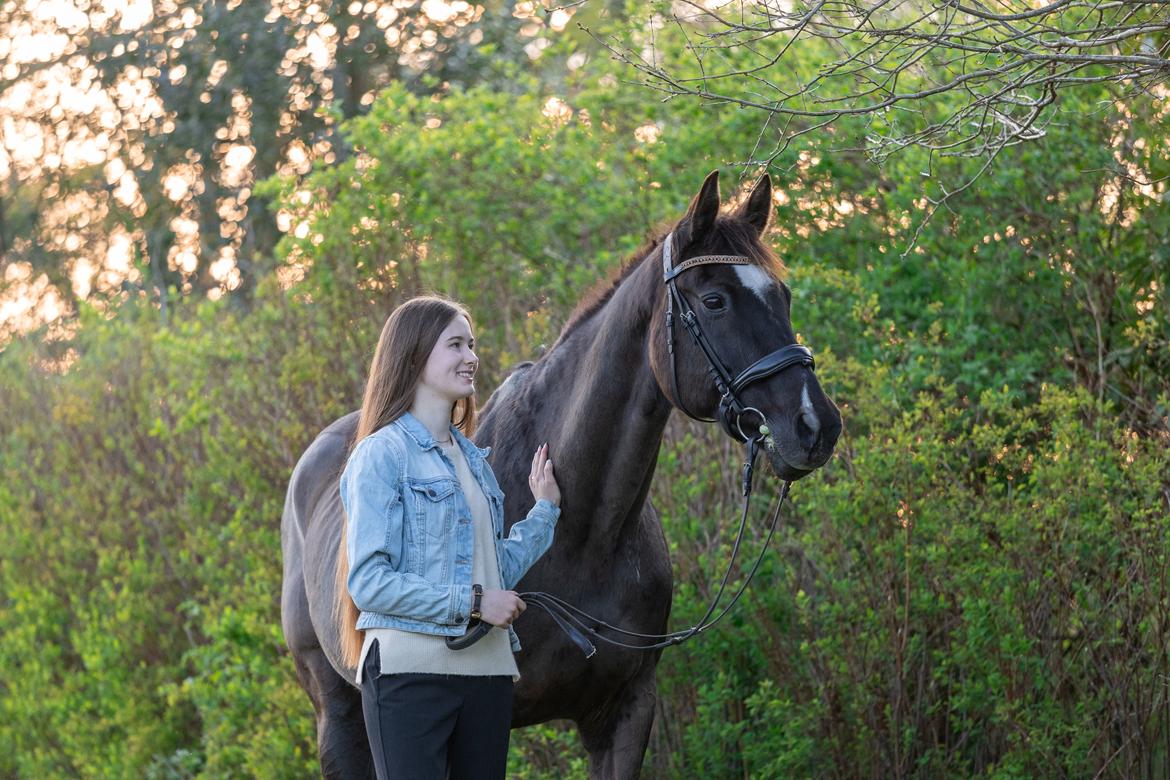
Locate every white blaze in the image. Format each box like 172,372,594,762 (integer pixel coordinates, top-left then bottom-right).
800,378,821,440
733,265,775,305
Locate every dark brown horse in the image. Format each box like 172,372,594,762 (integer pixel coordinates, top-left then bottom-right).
281,171,842,778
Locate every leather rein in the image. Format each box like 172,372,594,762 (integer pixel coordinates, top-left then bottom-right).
447,232,817,655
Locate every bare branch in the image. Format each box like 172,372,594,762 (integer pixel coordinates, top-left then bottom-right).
588,0,1170,234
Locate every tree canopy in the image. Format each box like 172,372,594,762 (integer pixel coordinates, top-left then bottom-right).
594,1,1170,220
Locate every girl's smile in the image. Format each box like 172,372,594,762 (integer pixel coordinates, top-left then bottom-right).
418,315,478,405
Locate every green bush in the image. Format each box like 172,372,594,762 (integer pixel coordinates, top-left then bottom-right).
0,278,381,778
652,373,1169,778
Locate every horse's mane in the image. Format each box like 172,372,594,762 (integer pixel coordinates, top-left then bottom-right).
556,228,669,339
554,216,787,345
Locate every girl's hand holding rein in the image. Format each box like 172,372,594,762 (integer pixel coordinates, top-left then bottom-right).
528,443,560,508
480,589,526,628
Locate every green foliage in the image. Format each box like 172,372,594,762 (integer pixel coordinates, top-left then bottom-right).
0,277,380,777
652,371,1169,778
507,722,589,780
264,64,785,382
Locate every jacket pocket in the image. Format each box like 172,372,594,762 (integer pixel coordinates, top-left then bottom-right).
406,477,459,542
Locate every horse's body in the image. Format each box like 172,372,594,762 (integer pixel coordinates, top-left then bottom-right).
281,172,842,778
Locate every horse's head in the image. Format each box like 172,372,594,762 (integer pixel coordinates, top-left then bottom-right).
649,170,842,480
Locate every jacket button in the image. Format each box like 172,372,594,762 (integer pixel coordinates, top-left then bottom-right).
455,614,463,622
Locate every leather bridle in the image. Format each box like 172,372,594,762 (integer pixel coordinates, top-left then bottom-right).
660,231,815,442
445,231,818,655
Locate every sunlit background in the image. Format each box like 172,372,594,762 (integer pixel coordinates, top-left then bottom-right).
0,0,584,343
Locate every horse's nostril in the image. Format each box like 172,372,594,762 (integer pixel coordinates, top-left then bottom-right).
795,410,821,451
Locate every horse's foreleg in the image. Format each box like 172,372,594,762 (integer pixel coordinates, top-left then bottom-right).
285,567,372,780
578,668,659,780
291,645,374,780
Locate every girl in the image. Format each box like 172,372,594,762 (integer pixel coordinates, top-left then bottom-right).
336,296,561,779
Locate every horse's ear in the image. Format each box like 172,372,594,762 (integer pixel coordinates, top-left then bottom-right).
737,175,773,236
677,170,721,247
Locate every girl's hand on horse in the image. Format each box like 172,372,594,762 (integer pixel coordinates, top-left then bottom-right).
529,443,561,507
481,589,526,628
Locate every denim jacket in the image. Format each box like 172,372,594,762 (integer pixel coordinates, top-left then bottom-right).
340,412,559,652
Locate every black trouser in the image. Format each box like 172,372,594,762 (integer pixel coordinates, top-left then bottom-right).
360,639,514,780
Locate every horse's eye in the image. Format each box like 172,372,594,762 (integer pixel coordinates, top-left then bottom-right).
702,295,724,311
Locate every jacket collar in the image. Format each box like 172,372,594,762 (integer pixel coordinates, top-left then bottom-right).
396,411,491,461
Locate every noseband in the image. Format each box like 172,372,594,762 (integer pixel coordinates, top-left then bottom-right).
661,231,815,441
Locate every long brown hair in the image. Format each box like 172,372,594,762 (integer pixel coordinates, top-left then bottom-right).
336,295,478,668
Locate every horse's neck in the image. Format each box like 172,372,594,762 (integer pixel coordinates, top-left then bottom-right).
535,254,672,544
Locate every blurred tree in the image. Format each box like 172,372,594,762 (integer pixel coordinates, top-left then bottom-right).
0,0,551,340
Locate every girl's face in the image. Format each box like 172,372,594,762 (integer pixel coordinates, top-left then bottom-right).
417,314,478,405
